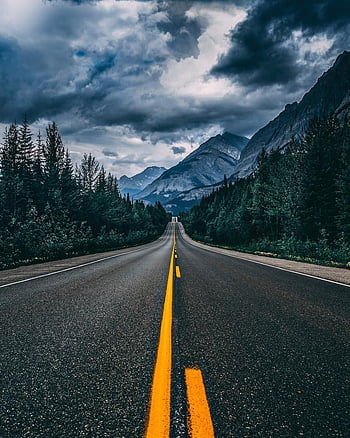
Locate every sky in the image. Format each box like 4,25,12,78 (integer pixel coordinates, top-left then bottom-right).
0,0,349,177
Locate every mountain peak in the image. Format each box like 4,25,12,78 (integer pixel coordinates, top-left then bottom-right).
333,50,350,68
119,166,166,197
222,131,249,148
183,131,248,163
232,51,350,179
135,132,249,209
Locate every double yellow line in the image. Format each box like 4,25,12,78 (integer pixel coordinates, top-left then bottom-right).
144,230,175,437
145,226,215,438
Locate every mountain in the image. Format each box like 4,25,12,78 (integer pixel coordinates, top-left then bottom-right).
164,183,222,215
119,166,166,197
136,52,350,213
135,132,249,207
232,50,350,178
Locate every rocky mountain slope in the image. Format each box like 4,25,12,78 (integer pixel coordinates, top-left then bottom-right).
135,51,350,214
136,132,249,206
232,50,350,178
164,183,222,215
119,166,166,197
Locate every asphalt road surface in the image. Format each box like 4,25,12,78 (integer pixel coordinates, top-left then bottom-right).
1,222,349,437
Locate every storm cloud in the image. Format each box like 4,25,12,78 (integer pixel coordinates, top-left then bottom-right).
213,0,350,88
0,0,348,176
171,146,186,155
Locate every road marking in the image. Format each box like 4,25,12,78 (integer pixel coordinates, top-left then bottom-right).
185,368,215,438
0,247,149,289
179,230,350,289
176,266,181,278
145,233,175,437
0,223,177,290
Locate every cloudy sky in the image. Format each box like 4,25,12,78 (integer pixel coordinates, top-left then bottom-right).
0,0,349,177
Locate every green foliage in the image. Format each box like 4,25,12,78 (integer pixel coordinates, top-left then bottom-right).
0,120,169,270
182,116,350,266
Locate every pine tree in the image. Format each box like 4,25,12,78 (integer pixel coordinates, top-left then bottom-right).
43,122,65,187
31,132,45,212
0,124,21,217
301,117,342,241
96,166,107,192
42,122,66,214
336,119,350,242
61,149,79,214
2,124,19,175
77,153,100,192
18,116,34,177
0,120,169,268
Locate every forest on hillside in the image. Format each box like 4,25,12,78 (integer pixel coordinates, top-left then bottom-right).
0,120,169,270
181,116,350,266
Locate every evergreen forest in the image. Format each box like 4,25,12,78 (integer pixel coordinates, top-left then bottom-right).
181,116,350,266
0,120,170,270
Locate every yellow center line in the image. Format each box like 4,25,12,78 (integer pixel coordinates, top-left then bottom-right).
185,368,215,438
145,223,215,437
145,226,176,438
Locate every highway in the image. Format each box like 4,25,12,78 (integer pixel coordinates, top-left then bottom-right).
1,222,349,437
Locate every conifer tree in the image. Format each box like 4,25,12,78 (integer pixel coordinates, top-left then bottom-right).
301,117,342,240
32,132,45,212
1,124,20,216
43,122,65,186
18,116,34,177
336,119,350,242
77,153,100,192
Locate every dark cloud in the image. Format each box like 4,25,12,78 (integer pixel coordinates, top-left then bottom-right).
99,92,267,141
0,36,49,122
89,54,117,82
213,0,350,87
156,1,202,60
0,1,152,124
1,0,349,176
1,0,303,135
171,146,186,154
102,149,118,158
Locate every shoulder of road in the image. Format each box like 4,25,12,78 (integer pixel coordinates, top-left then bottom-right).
179,227,350,287
0,239,162,287
1,224,349,288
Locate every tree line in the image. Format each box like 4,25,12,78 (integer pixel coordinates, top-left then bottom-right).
181,116,350,266
0,119,170,269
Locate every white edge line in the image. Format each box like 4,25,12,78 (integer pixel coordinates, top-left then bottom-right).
181,233,350,289
0,247,145,289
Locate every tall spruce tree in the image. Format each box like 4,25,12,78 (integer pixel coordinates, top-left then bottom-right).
77,153,100,192
43,122,65,187
336,119,350,242
1,124,20,217
301,117,342,241
18,116,34,177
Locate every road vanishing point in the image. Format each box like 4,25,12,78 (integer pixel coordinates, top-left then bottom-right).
1,222,349,437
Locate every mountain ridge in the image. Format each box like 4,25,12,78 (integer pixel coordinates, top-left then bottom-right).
135,51,350,214
232,50,350,178
119,166,167,197
135,132,249,206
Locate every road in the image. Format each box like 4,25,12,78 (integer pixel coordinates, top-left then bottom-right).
1,222,349,437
